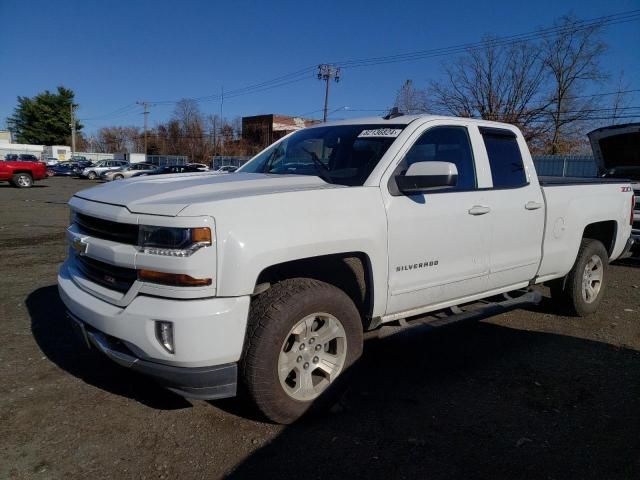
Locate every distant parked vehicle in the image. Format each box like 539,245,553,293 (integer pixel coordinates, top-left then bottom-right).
80,160,128,179
17,154,40,162
214,165,238,173
0,158,47,187
4,154,18,161
131,164,202,177
47,162,77,177
45,157,60,166
72,160,95,176
70,155,88,162
101,163,156,181
188,163,211,171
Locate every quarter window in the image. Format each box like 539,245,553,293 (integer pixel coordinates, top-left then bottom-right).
480,128,528,188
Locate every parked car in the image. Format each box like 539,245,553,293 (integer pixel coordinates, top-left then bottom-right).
45,157,60,166
131,164,202,177
589,122,639,256
47,162,77,177
0,158,47,187
70,155,88,162
101,163,156,181
214,165,238,173
17,154,40,162
80,160,128,179
59,114,635,423
71,160,95,176
4,154,18,161
188,163,211,171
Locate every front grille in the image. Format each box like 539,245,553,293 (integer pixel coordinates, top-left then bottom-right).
75,255,137,293
76,213,138,245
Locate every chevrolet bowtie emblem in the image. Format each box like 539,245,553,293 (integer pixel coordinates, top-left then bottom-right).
72,238,88,256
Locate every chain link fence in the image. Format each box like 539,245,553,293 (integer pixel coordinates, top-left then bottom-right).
146,155,189,166
532,155,597,177
212,156,251,169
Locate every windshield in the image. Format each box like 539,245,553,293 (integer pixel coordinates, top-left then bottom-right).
238,124,405,186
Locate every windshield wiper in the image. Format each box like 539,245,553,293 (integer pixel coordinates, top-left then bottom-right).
301,147,333,184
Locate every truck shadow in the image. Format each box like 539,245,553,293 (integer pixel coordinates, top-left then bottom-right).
27,285,191,410
228,321,640,479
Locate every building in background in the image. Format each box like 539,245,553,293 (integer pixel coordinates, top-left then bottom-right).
241,114,319,148
0,130,13,144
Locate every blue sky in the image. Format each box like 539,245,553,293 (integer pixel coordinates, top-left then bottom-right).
1,0,638,134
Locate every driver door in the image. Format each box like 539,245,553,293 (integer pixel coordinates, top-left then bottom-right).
384,123,492,315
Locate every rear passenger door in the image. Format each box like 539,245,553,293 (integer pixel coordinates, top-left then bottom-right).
476,127,545,289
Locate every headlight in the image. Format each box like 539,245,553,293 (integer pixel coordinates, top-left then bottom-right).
138,226,212,257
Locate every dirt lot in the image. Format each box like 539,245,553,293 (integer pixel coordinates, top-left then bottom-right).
1,176,639,479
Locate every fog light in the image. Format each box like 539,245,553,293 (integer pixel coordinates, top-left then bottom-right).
155,321,175,354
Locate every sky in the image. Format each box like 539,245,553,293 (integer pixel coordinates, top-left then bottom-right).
1,0,639,135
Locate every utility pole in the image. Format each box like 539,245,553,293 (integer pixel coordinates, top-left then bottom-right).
69,104,76,158
219,86,224,161
317,64,341,122
136,101,151,157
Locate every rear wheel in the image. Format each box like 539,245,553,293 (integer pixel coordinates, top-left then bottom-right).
550,239,608,316
241,278,363,424
12,173,33,188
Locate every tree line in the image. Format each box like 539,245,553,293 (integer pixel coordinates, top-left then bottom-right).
394,15,633,154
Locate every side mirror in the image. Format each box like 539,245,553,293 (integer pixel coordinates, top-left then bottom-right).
395,161,458,194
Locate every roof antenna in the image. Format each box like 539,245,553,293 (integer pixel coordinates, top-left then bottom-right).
383,107,404,120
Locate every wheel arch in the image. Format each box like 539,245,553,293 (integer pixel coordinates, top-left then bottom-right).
582,220,617,256
255,252,375,328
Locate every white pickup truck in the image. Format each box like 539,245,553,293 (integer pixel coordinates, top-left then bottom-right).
58,114,635,423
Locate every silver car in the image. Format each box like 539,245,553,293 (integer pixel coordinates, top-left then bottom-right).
101,163,157,181
81,160,128,180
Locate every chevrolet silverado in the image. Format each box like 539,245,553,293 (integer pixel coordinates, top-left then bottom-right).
58,114,635,423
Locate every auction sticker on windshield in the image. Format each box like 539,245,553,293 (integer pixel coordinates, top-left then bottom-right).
358,128,403,138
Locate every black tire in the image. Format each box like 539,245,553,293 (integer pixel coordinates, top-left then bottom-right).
550,239,609,317
87,171,97,180
114,174,124,180
12,173,33,188
241,278,363,424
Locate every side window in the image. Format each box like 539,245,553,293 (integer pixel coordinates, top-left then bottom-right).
400,126,476,191
480,128,528,188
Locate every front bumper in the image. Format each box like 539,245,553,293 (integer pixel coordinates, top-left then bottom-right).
68,311,237,399
58,260,250,399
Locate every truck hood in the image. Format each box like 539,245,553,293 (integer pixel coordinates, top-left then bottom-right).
588,123,640,176
74,172,338,216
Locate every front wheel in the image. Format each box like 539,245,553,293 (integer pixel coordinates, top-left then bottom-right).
241,278,363,424
550,239,609,316
12,173,33,188
114,174,124,180
87,171,97,180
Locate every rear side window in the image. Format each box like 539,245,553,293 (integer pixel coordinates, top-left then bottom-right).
481,127,528,188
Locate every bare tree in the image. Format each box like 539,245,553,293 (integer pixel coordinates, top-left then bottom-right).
429,36,548,143
541,15,607,153
609,71,632,125
394,80,428,114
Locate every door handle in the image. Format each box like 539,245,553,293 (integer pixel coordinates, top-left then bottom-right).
525,201,543,210
468,205,491,216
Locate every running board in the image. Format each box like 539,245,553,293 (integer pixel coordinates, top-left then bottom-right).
374,290,541,339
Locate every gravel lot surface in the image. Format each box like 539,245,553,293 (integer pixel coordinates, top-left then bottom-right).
1,177,639,479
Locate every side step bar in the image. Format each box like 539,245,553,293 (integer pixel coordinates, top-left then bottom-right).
373,290,542,339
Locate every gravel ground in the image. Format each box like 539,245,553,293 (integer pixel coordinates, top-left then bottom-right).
1,177,639,479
